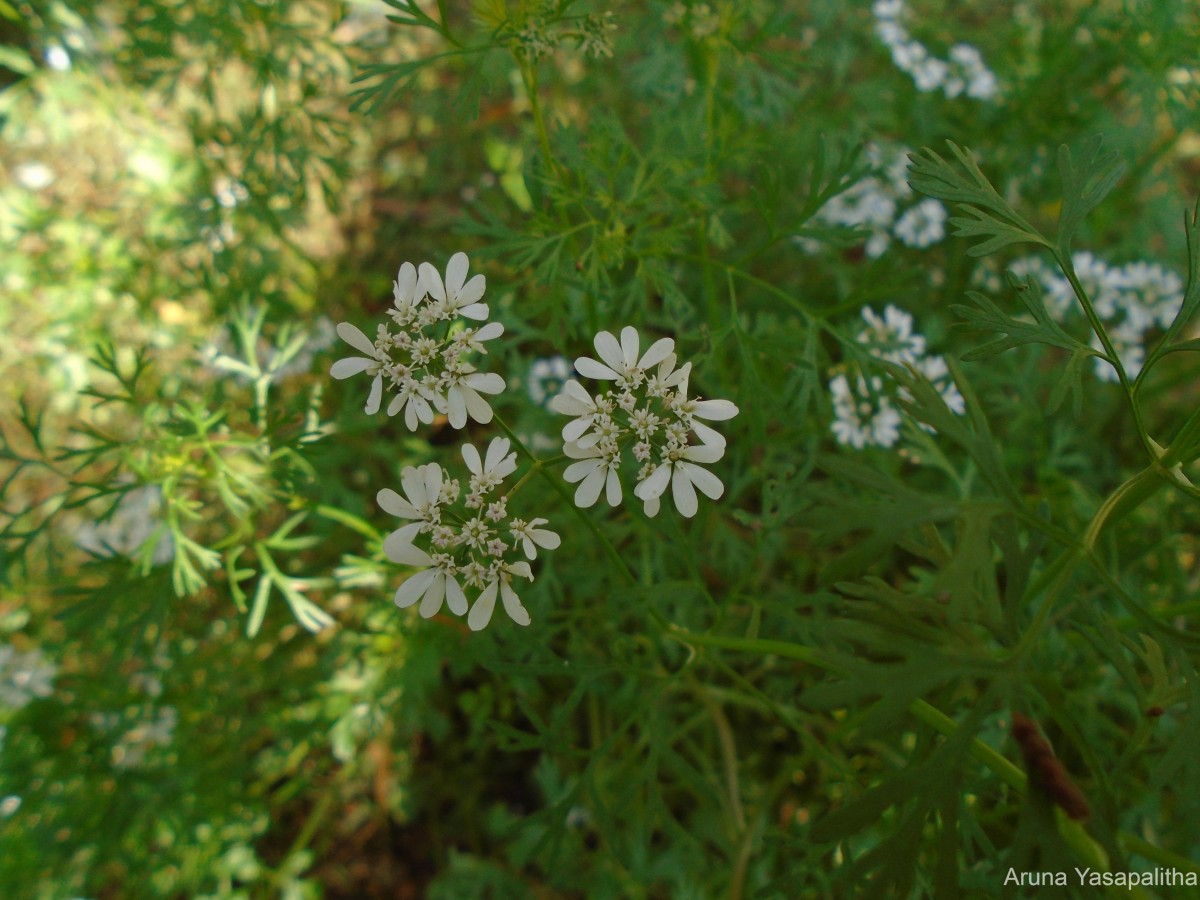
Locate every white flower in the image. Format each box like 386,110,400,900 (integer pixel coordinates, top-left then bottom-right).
829,374,902,449
419,251,489,321
331,322,388,414
893,199,947,248
436,368,504,428
563,441,623,508
468,561,534,631
550,379,608,442
553,326,737,516
574,326,676,389
74,484,174,565
635,442,727,518
509,518,561,560
462,437,519,493
386,378,437,430
527,356,573,406
378,463,445,541
0,645,56,709
390,261,424,324
393,554,469,618
858,305,926,364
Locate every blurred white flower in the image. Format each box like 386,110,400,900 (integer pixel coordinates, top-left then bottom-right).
893,199,947,248
857,305,926,364
113,707,178,770
829,373,902,449
0,645,56,709
74,485,174,565
872,1,999,101
527,356,573,406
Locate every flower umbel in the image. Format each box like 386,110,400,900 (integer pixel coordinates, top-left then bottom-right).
331,252,505,429
552,326,738,517
378,438,558,631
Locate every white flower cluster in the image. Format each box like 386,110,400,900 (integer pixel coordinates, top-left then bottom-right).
89,706,179,769
74,484,175,565
379,438,560,631
0,644,57,710
976,253,1185,382
806,144,948,258
331,252,505,429
872,0,999,101
551,327,739,517
829,304,965,449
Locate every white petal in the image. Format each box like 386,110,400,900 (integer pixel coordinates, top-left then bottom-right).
475,321,504,341
484,437,512,471
635,463,672,500
642,494,661,517
445,575,468,616
683,442,725,464
447,386,468,429
468,581,499,631
593,331,625,372
461,385,494,424
456,273,485,305
692,399,739,421
575,465,606,507
550,393,586,416
417,261,445,302
383,529,433,566
575,357,619,380
422,463,442,505
364,375,383,415
395,262,417,299
691,421,727,448
377,488,418,519
564,465,597,487
533,529,560,550
619,326,640,368
507,561,533,580
605,466,622,507
404,399,421,431
564,441,602,460
466,372,505,395
418,572,446,618
387,393,407,417
337,322,376,356
458,302,489,320
672,467,699,517
461,442,483,475
680,462,724,500
400,467,428,508
330,357,373,379
412,396,434,423
562,416,595,443
639,336,675,369
500,579,531,627
445,252,468,296
394,568,437,609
